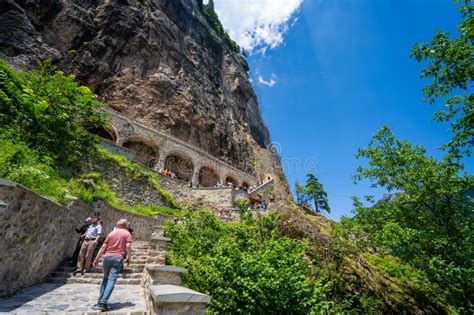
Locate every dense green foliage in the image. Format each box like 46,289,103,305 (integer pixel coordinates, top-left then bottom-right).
342,3,474,311
0,130,70,204
164,203,451,313
411,0,473,157
347,126,473,312
295,174,331,213
0,59,106,166
200,1,241,53
164,208,332,314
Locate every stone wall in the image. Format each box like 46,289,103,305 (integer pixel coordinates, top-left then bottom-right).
104,109,259,187
159,177,234,211
91,152,239,212
0,179,170,296
90,153,171,208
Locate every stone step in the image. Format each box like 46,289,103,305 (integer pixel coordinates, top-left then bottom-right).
59,262,148,271
129,247,150,251
51,271,142,279
130,247,150,250
58,266,145,273
98,257,148,263
46,277,141,285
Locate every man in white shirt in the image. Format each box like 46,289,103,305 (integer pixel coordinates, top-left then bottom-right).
75,216,102,274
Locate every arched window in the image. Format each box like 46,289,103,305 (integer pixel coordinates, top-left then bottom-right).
88,125,118,142
199,166,220,187
225,175,238,188
165,154,194,181
122,137,159,166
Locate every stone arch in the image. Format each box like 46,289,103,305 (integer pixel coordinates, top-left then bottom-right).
199,165,220,187
164,152,194,182
122,135,159,167
88,124,118,143
259,174,273,183
225,175,239,188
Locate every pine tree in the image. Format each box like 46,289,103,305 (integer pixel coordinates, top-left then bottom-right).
305,174,330,213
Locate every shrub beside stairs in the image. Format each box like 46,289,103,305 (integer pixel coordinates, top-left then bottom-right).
46,224,211,314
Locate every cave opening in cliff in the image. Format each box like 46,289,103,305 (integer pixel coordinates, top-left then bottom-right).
165,154,194,182
199,166,220,187
225,175,238,188
88,125,118,143
122,136,159,166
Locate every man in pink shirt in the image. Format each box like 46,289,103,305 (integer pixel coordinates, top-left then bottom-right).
92,219,132,312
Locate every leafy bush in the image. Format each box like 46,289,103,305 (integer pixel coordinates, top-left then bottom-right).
0,59,107,166
164,209,332,314
0,130,68,203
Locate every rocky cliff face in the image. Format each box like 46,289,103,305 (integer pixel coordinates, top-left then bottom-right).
0,0,289,199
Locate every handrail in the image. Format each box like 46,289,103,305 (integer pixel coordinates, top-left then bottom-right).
102,108,258,182
248,179,274,194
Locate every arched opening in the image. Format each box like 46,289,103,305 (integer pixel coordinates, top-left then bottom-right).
165,154,194,181
225,175,238,188
122,137,159,166
199,166,220,187
88,125,117,143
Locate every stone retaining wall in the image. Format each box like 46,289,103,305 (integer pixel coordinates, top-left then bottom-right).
91,152,239,212
104,108,258,187
90,154,171,208
159,176,234,211
0,179,170,296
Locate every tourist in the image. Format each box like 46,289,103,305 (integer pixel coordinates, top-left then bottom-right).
92,219,132,312
70,217,92,266
75,216,102,275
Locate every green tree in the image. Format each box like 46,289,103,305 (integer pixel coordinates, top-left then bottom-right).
352,126,474,311
0,59,107,166
306,174,330,213
297,173,330,213
411,0,473,157
294,181,310,206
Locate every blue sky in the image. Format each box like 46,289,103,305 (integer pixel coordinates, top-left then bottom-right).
238,0,464,220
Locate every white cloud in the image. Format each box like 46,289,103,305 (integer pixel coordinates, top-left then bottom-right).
257,74,277,87
212,0,303,53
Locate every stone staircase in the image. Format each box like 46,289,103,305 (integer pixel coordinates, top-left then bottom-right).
46,240,155,285
42,227,211,314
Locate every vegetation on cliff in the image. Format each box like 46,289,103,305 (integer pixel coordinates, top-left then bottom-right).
198,0,241,53
0,59,179,216
164,207,332,314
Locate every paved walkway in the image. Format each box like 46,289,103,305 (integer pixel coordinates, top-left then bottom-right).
0,283,146,314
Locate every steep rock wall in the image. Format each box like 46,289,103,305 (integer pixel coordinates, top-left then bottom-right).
0,0,290,202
